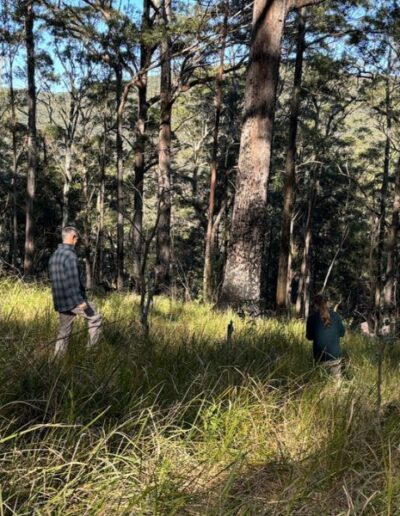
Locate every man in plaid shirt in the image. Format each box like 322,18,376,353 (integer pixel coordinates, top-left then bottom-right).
49,226,102,356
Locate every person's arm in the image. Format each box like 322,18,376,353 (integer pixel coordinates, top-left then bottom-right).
306,315,314,341
63,254,86,309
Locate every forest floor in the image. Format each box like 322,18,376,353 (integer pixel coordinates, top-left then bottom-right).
1,280,400,514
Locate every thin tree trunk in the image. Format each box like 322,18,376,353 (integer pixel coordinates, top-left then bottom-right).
276,7,306,310
23,0,37,277
296,169,316,316
61,94,79,227
116,63,124,290
94,118,106,285
62,146,72,227
132,0,151,293
83,165,93,289
203,6,228,303
156,0,172,293
220,0,288,307
383,156,400,309
9,58,18,267
286,214,296,304
373,55,392,315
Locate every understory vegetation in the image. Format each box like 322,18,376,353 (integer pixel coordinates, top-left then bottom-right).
1,280,400,514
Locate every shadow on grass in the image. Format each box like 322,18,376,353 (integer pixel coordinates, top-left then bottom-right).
0,309,316,428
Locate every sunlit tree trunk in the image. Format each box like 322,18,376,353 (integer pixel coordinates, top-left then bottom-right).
116,62,124,290
296,169,316,316
156,0,172,293
220,0,287,306
219,0,325,307
132,0,151,293
62,144,72,227
203,6,228,303
276,7,306,310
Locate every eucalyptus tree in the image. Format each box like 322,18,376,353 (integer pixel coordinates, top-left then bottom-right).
220,0,327,308
22,0,37,277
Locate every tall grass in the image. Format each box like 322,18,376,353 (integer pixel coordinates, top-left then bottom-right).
1,279,400,514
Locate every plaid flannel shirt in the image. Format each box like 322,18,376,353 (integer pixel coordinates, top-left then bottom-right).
49,244,87,312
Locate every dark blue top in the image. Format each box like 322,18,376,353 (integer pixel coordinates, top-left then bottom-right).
306,310,345,362
49,243,86,312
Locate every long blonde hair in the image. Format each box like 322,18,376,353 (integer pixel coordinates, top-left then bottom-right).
314,294,332,327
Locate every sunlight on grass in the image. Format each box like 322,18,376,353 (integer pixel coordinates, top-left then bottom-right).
1,280,400,513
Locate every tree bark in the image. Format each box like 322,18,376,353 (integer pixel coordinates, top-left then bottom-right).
219,0,289,307
132,0,151,293
296,169,316,316
62,145,72,227
203,6,228,303
276,7,306,310
383,156,400,309
156,0,172,293
116,62,124,290
82,165,93,289
23,0,37,277
372,66,392,314
9,57,19,268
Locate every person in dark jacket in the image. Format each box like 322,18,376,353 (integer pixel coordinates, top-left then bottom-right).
306,294,345,377
49,226,102,356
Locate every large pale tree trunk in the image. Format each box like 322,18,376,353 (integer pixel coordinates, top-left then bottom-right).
156,0,172,293
203,6,228,303
219,0,324,307
23,0,37,277
220,0,288,306
276,7,306,310
116,63,124,290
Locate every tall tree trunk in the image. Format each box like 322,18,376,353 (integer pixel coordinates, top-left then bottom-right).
94,117,107,285
372,68,392,315
383,156,400,310
9,58,19,267
219,0,288,307
276,7,306,310
61,96,78,227
296,169,316,316
83,165,93,289
203,6,228,303
286,214,296,304
116,63,124,290
62,146,72,227
23,0,37,277
132,0,151,293
156,0,172,293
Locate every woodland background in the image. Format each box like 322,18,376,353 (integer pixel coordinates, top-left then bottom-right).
1,0,399,326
